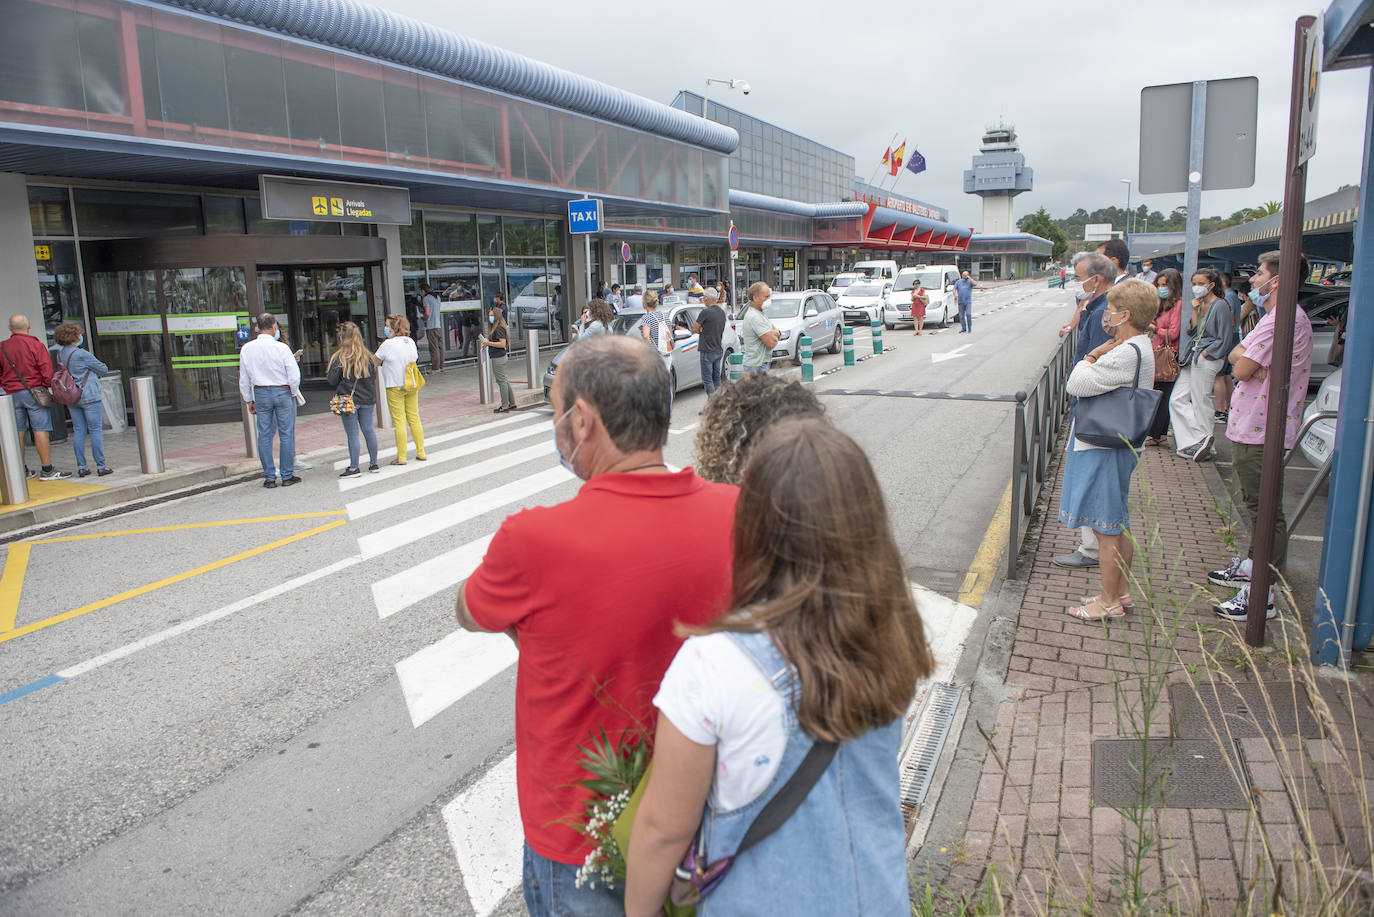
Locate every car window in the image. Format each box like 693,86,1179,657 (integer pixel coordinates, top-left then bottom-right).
830,276,856,289
847,283,883,296
804,296,823,316
675,308,699,329
764,297,803,319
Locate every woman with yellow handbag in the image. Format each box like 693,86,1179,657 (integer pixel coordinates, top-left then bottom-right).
376,313,427,465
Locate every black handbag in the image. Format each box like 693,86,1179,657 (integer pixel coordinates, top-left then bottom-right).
1073,343,1162,449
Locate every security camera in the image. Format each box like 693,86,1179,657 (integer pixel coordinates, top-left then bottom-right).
739,81,751,95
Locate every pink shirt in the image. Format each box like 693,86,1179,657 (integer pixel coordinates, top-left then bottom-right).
1226,308,1313,448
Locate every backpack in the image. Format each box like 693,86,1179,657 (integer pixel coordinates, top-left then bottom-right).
50,351,85,405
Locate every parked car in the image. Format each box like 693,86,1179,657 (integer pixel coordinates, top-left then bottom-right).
852,259,900,282
513,276,561,329
1321,269,1351,287
885,266,959,328
1298,367,1340,468
733,290,842,365
541,303,740,399
1298,285,1348,387
826,272,863,298
836,280,892,324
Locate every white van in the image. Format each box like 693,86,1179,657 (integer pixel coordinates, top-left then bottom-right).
885,265,960,328
853,259,900,283
826,272,863,298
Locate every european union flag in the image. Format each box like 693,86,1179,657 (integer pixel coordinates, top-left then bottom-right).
906,150,927,175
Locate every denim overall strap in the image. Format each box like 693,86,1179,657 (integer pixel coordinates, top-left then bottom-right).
724,632,799,727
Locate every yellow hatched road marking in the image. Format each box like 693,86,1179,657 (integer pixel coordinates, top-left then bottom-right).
0,542,32,631
957,480,1012,607
30,511,347,545
0,518,346,643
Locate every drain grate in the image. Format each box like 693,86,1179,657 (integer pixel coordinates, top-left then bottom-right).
900,682,965,810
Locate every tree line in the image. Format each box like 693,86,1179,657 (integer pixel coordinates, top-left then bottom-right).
1016,201,1283,261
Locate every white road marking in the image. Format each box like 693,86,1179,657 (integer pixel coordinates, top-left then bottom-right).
357,466,573,559
444,754,522,917
345,442,553,520
931,342,974,364
372,534,493,620
910,583,977,686
339,421,553,492
396,629,518,728
669,422,699,435
331,412,537,469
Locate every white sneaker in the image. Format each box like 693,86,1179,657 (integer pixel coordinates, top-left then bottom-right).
38,467,72,481
1214,584,1275,621
1208,557,1251,587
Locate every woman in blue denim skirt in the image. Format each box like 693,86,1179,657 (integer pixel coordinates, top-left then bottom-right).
54,322,112,477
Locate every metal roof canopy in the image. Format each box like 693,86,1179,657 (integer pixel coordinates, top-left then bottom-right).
1324,0,1374,69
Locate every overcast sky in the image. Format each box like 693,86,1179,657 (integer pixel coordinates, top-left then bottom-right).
376,0,1365,233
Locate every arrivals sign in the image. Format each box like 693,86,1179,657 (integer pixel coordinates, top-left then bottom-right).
567,198,603,234
258,175,412,225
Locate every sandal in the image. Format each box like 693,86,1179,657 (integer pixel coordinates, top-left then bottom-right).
389,459,406,466
1068,596,1126,620
1085,593,1135,610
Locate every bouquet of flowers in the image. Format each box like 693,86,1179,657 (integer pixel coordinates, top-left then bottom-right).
573,727,648,890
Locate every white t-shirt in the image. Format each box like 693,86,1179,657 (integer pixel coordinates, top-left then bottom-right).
375,336,418,389
653,633,787,812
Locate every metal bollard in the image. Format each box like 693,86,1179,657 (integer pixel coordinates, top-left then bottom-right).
727,351,744,382
130,376,165,474
871,318,884,355
799,336,814,383
477,343,494,404
525,329,540,390
0,393,29,505
842,326,855,366
240,400,256,458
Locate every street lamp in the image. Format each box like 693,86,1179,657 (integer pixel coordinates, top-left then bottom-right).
705,77,751,96
1120,178,1132,237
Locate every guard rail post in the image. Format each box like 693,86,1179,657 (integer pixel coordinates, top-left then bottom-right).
871,318,883,355
728,351,743,382
842,326,855,366
1008,390,1028,578
0,393,29,505
525,330,540,390
799,336,813,382
477,343,494,405
240,400,256,458
131,376,165,474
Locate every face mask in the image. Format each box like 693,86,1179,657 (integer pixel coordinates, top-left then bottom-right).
1250,276,1273,309
1074,279,1093,301
488,314,496,324
77,335,84,347
272,328,280,341
552,406,582,476
1106,308,1130,329
1157,287,1169,299
383,327,393,339
1191,285,1208,299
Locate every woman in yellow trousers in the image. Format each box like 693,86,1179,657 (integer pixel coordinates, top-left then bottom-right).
375,313,427,464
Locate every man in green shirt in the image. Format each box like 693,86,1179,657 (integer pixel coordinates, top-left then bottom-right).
741,281,780,374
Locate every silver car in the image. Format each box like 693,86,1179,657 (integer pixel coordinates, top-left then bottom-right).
732,291,842,364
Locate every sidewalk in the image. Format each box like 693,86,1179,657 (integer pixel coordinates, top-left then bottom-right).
0,353,548,538
926,440,1374,914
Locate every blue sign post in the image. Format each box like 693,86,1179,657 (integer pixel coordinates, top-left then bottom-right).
568,198,603,307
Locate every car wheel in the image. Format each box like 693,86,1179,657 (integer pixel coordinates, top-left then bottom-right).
884,320,894,331
829,328,841,354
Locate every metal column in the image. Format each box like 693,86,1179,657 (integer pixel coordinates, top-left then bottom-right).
478,345,494,405
240,401,256,458
1178,80,1207,365
525,330,540,390
130,376,165,474
0,393,29,505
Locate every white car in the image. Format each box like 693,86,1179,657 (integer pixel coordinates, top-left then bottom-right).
733,291,843,365
826,272,863,299
885,266,959,329
837,280,893,325
1298,367,1340,468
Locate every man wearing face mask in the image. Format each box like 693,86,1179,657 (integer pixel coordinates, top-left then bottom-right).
238,313,302,488
1053,253,1116,568
455,335,738,917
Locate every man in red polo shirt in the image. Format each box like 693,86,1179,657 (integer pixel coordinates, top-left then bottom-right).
0,314,71,480
457,335,737,917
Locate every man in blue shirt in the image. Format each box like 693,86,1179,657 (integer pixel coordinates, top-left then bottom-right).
954,271,975,333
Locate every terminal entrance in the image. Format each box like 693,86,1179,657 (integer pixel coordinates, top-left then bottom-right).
256,265,378,379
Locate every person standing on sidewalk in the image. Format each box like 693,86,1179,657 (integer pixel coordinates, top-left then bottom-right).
239,313,301,489
741,281,779,375
692,287,727,395
1052,254,1114,569
1138,259,1158,286
480,303,517,413
421,283,445,374
54,322,111,478
1,314,71,481
1145,268,1184,446
955,270,975,333
326,322,380,477
1168,268,1234,462
455,335,738,917
1209,250,1313,621
911,278,929,335
376,314,426,465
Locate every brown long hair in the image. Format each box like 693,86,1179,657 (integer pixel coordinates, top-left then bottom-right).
328,321,374,378
694,417,933,742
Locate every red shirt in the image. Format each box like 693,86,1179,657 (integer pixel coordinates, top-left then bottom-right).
0,332,54,394
465,468,738,864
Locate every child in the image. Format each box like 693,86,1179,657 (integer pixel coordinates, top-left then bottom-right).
625,418,933,916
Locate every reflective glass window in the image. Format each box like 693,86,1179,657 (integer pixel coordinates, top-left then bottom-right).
424,212,477,255
244,198,290,235
503,218,544,256
399,210,425,255
226,44,288,138
337,66,386,153
423,82,465,165
478,215,503,257
29,186,73,237
77,10,124,116
1,2,83,112
461,93,499,170
75,189,203,237
34,241,82,346
204,196,245,235
284,52,341,147
382,74,427,159
150,27,229,130
545,220,563,258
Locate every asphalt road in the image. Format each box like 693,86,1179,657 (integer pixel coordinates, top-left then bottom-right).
0,279,1074,917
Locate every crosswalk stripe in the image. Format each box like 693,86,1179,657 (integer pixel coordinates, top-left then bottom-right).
357,465,573,559
331,411,537,470
339,421,553,492
371,534,492,619
443,753,522,917
396,628,518,729
346,443,553,521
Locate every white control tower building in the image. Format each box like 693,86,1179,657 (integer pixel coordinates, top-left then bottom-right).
963,122,1033,234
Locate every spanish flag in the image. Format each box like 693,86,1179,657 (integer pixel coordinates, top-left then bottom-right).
881,146,891,166
889,141,906,176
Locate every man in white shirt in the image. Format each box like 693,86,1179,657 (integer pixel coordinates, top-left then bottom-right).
238,313,302,488
1137,259,1157,285
623,285,644,311
421,284,444,373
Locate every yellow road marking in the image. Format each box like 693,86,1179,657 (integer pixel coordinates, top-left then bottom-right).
0,479,107,516
957,480,1012,607
0,518,346,644
0,542,32,631
30,511,347,545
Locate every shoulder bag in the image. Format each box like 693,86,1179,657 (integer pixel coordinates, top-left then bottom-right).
1,341,54,408
402,360,426,393
1073,343,1162,449
330,378,357,415
50,351,85,405
1152,341,1180,383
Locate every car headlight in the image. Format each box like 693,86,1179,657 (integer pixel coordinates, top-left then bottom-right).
778,330,791,341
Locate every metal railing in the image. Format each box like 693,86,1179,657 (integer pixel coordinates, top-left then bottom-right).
1283,410,1338,533
1008,329,1079,578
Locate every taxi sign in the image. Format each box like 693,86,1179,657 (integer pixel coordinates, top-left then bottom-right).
728,223,739,250
568,198,603,234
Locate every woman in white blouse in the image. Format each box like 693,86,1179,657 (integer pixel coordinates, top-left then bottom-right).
1059,279,1158,621
375,313,427,465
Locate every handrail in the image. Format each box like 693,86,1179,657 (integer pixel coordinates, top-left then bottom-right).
1008,328,1079,578
1284,410,1338,532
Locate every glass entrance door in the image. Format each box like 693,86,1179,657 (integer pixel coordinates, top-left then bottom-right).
256,265,375,378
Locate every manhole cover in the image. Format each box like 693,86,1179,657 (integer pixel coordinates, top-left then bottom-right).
1169,682,1320,741
1091,738,1251,809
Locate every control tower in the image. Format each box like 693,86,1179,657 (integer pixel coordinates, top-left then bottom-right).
963,121,1033,234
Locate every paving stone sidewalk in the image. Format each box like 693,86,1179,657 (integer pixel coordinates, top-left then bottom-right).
940,444,1374,915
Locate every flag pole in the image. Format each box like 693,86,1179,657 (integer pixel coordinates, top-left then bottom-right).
864,132,900,196
881,139,909,195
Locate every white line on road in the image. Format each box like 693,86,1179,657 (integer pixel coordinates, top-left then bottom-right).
339,421,553,492
371,534,493,620
931,342,974,364
669,422,699,435
357,466,573,559
331,411,537,469
396,629,519,728
345,442,553,520
444,754,522,917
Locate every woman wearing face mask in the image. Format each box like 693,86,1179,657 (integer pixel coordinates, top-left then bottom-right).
480,304,517,413
1145,269,1183,446
376,314,426,464
1167,267,1234,462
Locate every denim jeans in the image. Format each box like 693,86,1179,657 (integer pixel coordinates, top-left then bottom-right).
340,403,378,469
699,351,724,394
958,301,973,332
522,843,624,917
70,400,105,469
254,386,296,480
